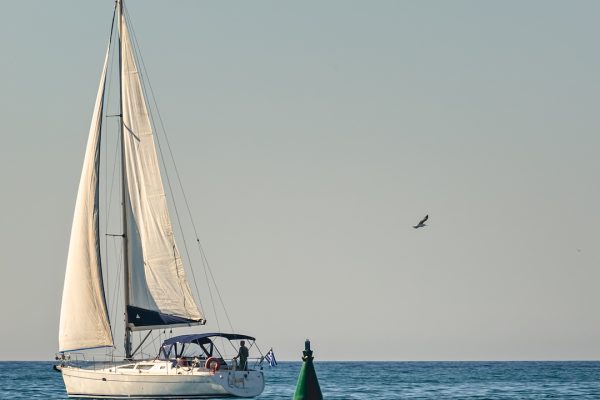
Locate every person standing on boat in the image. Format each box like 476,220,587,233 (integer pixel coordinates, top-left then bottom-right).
233,340,249,370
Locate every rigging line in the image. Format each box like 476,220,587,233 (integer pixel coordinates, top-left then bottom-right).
139,331,163,358
109,237,124,339
154,330,161,360
253,341,266,359
103,29,122,321
194,236,233,331
108,238,118,334
104,134,121,332
227,339,239,354
103,85,109,311
198,242,234,332
201,246,233,332
131,330,152,358
103,4,118,321
141,332,157,357
123,7,206,315
172,244,191,316
104,43,122,229
203,254,223,335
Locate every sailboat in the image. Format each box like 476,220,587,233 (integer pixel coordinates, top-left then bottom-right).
56,1,265,398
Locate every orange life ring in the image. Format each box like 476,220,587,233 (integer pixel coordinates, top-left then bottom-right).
205,357,220,373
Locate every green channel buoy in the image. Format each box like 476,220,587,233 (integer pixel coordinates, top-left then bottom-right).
293,339,323,400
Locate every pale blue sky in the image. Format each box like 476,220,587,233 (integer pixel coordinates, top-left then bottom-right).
1,1,600,361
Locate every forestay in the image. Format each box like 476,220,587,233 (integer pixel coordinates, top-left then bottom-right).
119,12,204,330
59,45,113,352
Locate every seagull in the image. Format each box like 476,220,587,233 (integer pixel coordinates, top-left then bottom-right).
413,214,428,229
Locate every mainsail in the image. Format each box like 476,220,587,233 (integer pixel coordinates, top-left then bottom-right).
119,12,204,330
59,46,113,352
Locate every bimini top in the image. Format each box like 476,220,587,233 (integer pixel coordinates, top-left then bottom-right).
162,333,255,347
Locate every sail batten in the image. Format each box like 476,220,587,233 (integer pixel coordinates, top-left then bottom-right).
119,12,204,327
59,44,113,353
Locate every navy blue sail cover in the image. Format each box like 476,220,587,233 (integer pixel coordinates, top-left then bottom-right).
127,305,204,328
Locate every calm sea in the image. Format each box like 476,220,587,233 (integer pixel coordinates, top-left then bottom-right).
1,361,600,399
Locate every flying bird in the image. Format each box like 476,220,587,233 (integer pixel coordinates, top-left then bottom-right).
413,214,428,229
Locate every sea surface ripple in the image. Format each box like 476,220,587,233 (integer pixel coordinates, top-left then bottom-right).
1,361,600,399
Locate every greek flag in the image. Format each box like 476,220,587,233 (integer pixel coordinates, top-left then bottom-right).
265,348,277,367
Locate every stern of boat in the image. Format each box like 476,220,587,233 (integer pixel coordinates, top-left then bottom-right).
212,369,265,398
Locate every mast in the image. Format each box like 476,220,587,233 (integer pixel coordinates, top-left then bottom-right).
118,0,133,359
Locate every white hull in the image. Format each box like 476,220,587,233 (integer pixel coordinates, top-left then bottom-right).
61,361,264,398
